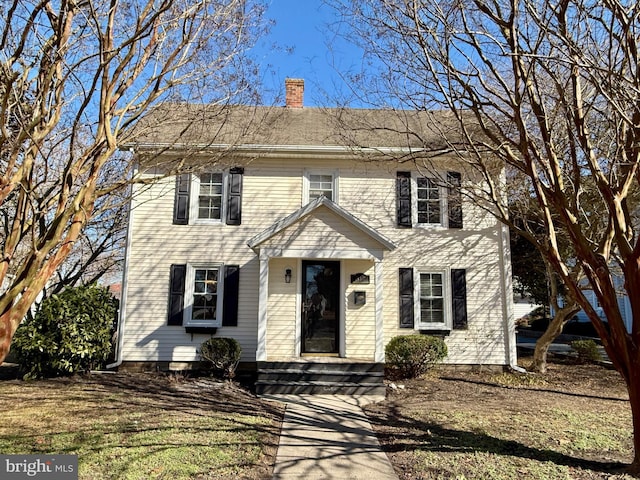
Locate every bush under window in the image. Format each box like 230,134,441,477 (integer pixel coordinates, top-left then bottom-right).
385,334,447,378
199,337,242,379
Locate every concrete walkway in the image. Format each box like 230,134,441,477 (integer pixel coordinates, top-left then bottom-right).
263,394,399,480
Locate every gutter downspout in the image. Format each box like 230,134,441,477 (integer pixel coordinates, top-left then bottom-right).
498,222,527,373
107,163,137,370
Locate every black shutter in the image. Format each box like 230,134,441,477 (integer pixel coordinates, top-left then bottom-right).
168,264,187,325
173,174,191,225
226,167,244,225
447,171,462,229
451,269,468,329
396,172,412,227
399,268,415,328
222,265,240,326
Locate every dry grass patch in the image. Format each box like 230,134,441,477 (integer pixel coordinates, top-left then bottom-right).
367,359,634,479
0,372,283,480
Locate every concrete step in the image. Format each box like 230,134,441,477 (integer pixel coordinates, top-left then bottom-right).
255,380,387,396
257,368,384,383
258,361,384,373
256,361,386,396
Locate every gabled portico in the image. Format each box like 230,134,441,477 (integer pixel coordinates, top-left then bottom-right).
247,197,395,363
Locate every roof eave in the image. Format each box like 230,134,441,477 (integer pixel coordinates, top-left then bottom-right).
120,142,434,157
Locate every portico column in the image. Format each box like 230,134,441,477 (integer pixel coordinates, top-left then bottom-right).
256,251,269,361
374,259,385,363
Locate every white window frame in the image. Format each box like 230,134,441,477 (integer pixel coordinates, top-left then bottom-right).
303,169,339,204
412,172,448,228
415,268,452,330
190,171,227,224
184,263,224,327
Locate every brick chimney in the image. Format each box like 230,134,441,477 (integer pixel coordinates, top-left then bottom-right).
285,78,304,108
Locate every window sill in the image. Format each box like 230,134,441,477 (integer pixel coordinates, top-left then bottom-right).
191,219,223,225
185,326,218,334
418,329,451,336
417,325,451,335
415,223,446,230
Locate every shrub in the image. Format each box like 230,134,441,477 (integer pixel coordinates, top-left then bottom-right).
199,338,242,379
12,284,117,379
570,339,602,363
385,335,447,378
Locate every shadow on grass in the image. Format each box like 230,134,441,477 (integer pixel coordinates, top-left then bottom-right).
1,371,281,419
367,406,628,475
439,375,629,402
0,372,284,480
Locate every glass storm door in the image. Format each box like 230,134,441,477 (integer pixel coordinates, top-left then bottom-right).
302,261,340,354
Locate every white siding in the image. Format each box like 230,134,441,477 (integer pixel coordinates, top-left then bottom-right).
121,157,513,365
122,174,260,363
380,235,510,365
344,260,376,360
259,206,388,255
266,257,298,358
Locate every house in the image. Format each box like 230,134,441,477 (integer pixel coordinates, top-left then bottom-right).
569,277,633,333
113,79,517,392
513,294,543,323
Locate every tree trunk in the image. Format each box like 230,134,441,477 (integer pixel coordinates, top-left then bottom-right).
626,367,640,474
0,300,32,364
0,218,86,365
530,302,581,373
0,316,14,365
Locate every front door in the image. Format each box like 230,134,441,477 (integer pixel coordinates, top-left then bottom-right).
302,261,340,354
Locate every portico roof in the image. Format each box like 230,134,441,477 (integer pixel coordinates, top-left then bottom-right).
247,196,396,253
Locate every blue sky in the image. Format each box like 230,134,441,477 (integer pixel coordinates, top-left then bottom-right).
252,1,360,107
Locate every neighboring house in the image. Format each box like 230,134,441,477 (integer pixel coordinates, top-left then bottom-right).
114,79,517,388
513,294,543,323
571,279,633,333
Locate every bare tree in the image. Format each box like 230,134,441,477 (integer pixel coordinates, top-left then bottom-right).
328,0,640,469
46,188,128,294
0,0,270,364
506,171,587,372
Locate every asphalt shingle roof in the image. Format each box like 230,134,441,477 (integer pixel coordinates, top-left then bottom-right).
125,104,473,152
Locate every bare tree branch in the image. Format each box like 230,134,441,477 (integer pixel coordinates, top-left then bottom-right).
0,0,270,364
328,0,640,469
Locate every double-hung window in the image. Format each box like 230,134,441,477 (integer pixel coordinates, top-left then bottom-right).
417,177,441,225
185,264,224,327
173,168,243,226
194,173,224,222
309,174,334,200
398,266,467,331
168,263,240,328
304,170,339,203
420,272,445,324
417,270,450,330
397,171,462,229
